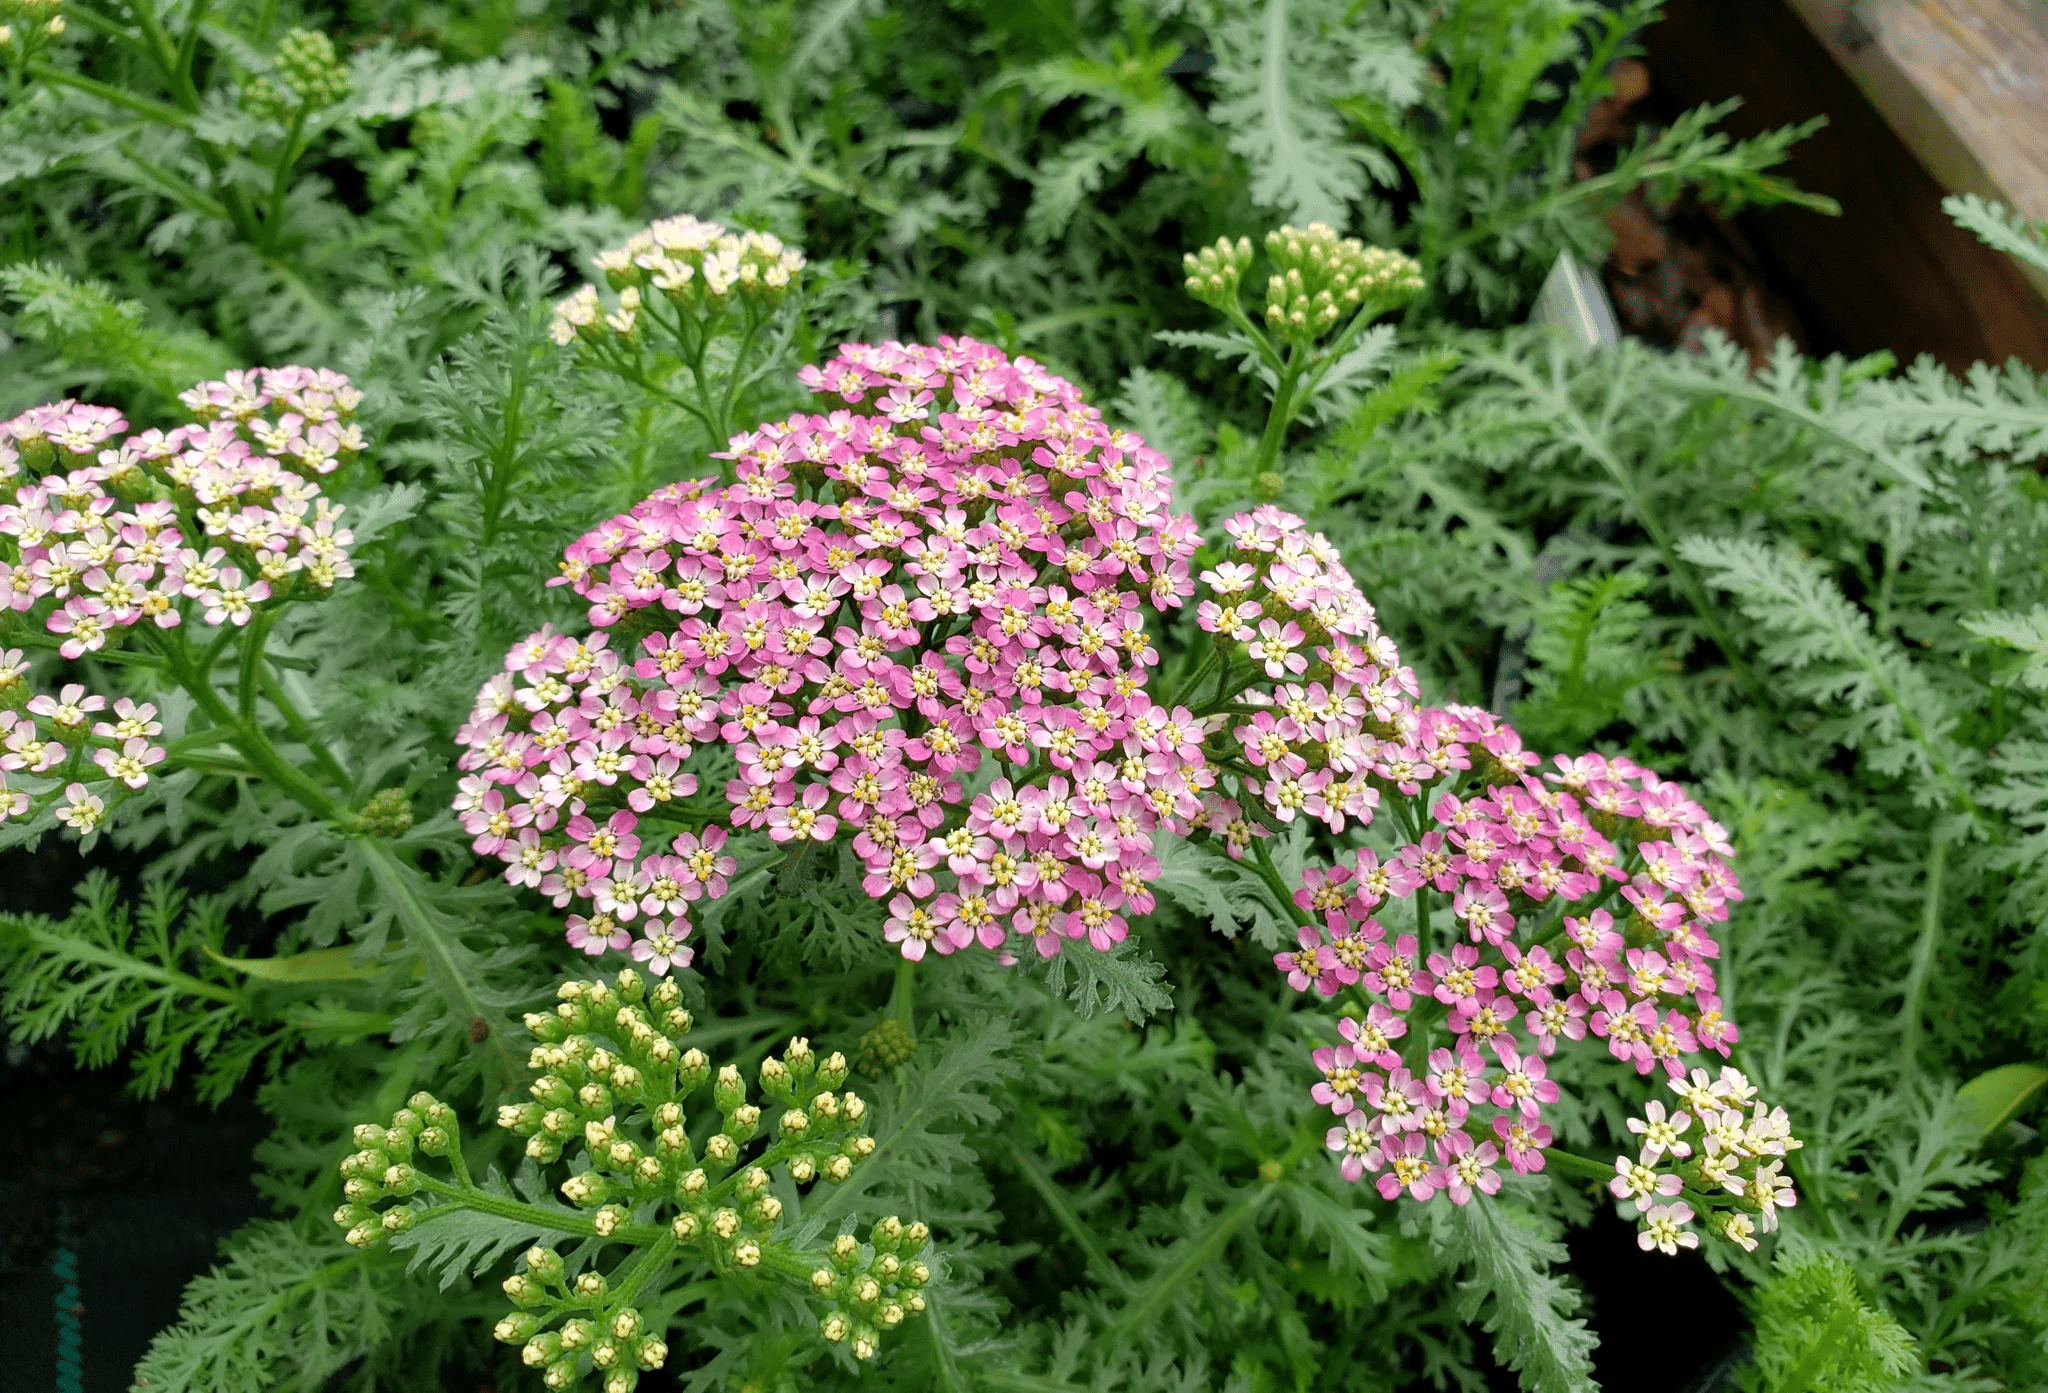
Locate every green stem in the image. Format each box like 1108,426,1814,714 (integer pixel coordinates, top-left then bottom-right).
1249,357,1303,477
359,841,525,1089
258,666,351,792
1898,839,1948,1077
24,61,192,125
237,610,274,723
1165,647,1218,711
1247,834,1311,928
891,954,915,1033
1102,1188,1262,1342
1010,1149,1126,1290
151,627,344,822
261,104,310,251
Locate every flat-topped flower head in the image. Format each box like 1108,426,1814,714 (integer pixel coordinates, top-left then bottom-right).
458,338,1204,966
1,368,360,658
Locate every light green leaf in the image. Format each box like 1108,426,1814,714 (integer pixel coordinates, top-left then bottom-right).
1957,1063,2048,1139
204,944,383,982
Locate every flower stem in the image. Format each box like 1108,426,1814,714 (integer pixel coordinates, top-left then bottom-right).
891,954,915,1032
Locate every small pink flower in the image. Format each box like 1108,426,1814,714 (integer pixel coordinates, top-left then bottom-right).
629,918,693,975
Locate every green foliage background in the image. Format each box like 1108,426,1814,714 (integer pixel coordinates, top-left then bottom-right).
1,0,2045,1389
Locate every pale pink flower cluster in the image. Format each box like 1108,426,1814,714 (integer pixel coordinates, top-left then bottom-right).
1180,509,1776,1217
1306,733,1751,1205
0,368,361,658
454,337,1206,971
1609,1067,1800,1254
0,648,167,828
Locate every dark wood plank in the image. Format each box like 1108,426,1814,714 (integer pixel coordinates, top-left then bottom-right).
1646,0,2048,370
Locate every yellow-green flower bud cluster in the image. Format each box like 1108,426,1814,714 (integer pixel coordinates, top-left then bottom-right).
1181,236,1254,312
550,215,806,348
1261,223,1423,343
335,971,930,1379
351,786,413,839
813,1215,935,1361
0,0,65,59
244,28,351,122
331,1091,460,1247
854,1017,918,1077
496,1244,670,1393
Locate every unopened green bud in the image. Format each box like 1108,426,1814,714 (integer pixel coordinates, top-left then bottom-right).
872,1216,904,1252
713,1064,745,1112
352,787,412,838
591,1338,621,1370
415,1126,452,1157
635,1335,668,1370
273,27,350,109
560,1171,607,1206
593,1204,630,1237
545,1357,579,1390
854,1018,917,1077
495,1311,544,1344
526,1246,565,1284
381,1207,416,1235
560,1317,598,1350
502,1273,545,1308
522,1331,562,1367
821,1312,850,1343
817,1051,849,1088
677,1047,710,1091
831,1233,862,1270
574,1270,608,1300
604,1368,639,1393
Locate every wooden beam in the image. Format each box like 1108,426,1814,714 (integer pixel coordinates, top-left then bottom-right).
1647,0,2048,371
1782,0,2048,301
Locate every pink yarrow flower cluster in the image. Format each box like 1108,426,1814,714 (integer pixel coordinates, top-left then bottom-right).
455,337,1205,971
1176,509,1786,1235
0,368,362,658
0,370,358,833
1305,733,1752,1210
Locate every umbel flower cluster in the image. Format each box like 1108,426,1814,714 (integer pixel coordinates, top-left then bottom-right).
1215,541,1792,1252
1183,223,1424,343
0,368,361,831
455,334,1207,970
334,970,930,1388
550,214,806,348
